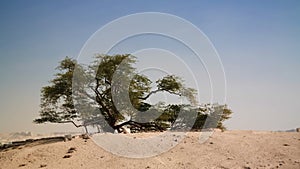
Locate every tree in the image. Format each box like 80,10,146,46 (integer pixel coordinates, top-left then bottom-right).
34,57,81,127
191,104,233,131
34,54,232,133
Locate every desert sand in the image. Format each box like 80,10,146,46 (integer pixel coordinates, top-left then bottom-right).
0,130,299,169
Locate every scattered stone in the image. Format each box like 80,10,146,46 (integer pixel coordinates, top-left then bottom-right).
64,135,72,141
283,143,290,146
227,157,234,160
146,166,150,169
67,147,77,153
296,128,300,132
68,150,75,153
100,156,104,158
209,142,214,144
19,164,26,167
63,155,72,158
40,164,47,168
81,134,90,140
70,147,76,151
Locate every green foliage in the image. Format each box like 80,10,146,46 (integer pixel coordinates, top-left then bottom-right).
34,54,232,132
34,57,77,124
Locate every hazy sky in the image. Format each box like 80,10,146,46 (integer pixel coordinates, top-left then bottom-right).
0,0,299,133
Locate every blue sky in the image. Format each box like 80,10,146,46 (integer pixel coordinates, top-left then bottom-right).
0,0,299,133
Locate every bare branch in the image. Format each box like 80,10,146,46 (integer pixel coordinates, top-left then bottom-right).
57,120,83,128
138,89,162,100
138,89,181,100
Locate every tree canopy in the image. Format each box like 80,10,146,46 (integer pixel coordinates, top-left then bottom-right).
34,54,232,133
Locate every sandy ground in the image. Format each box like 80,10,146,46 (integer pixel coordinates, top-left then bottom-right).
0,130,299,169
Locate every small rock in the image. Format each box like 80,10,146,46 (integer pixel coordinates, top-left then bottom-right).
70,147,76,150
63,155,72,158
64,134,72,141
67,147,76,153
40,164,47,168
67,149,75,153
283,143,290,146
227,157,234,160
209,142,213,144
81,134,90,139
19,164,26,167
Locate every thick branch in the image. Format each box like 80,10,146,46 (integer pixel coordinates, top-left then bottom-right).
92,78,117,126
114,120,164,131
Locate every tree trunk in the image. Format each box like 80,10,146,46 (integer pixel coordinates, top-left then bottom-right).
113,120,165,133
84,125,89,134
96,125,101,133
